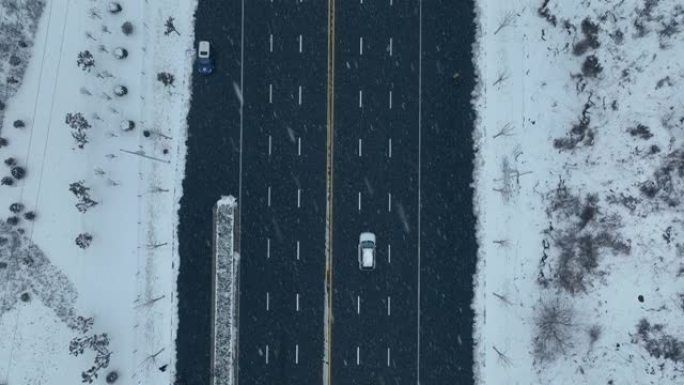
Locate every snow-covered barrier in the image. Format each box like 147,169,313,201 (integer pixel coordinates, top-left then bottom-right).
211,196,239,385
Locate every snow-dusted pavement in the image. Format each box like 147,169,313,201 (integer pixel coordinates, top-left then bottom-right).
0,0,196,383
474,0,684,384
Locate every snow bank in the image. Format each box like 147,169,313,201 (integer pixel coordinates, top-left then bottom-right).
211,196,239,385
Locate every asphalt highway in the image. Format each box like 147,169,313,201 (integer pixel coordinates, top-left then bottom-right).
178,1,476,384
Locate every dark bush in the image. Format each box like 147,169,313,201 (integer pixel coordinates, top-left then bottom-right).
0,137,8,147
106,371,119,383
20,292,30,302
75,233,93,249
23,211,36,221
13,120,25,128
121,21,134,35
6,216,19,226
9,55,21,66
11,166,25,180
9,202,24,213
1,177,14,186
628,124,653,139
582,55,603,78
4,157,16,167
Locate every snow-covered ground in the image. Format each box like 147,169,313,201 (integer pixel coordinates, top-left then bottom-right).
0,0,196,383
473,0,684,384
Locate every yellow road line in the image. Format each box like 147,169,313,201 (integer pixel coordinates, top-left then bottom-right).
324,0,335,384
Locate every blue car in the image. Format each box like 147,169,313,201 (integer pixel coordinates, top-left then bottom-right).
196,41,214,75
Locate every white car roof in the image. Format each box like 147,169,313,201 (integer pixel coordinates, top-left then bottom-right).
362,248,374,267
198,41,210,58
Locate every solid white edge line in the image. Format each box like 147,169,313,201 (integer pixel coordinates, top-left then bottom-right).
417,0,423,382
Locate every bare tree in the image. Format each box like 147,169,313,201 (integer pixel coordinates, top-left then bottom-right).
533,299,575,362
164,17,180,36
494,12,516,35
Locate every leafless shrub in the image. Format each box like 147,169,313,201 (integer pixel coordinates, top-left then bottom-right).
632,318,684,362
537,0,557,26
628,123,653,139
588,324,602,346
533,298,575,362
573,18,600,56
553,93,595,151
494,12,515,35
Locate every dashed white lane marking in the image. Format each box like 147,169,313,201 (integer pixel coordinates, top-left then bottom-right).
296,240,300,260
389,90,393,109
266,292,270,311
356,346,360,365
296,293,300,312
266,345,269,364
388,192,392,212
388,244,391,263
358,192,362,211
388,138,392,158
298,34,303,53
268,135,272,156
269,83,273,103
267,238,271,259
297,188,301,208
389,37,393,56
359,36,363,55
390,0,393,5
295,344,299,364
298,85,302,105
269,33,273,52
387,296,391,315
358,139,362,156
357,295,360,314
387,347,391,367
298,137,302,156
359,90,363,108
267,186,271,207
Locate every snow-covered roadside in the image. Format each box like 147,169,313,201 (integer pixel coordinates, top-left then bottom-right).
0,0,196,383
473,0,684,384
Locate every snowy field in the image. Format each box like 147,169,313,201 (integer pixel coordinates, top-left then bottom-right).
473,0,684,384
0,0,196,383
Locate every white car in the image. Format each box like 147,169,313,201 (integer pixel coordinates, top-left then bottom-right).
358,232,376,271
